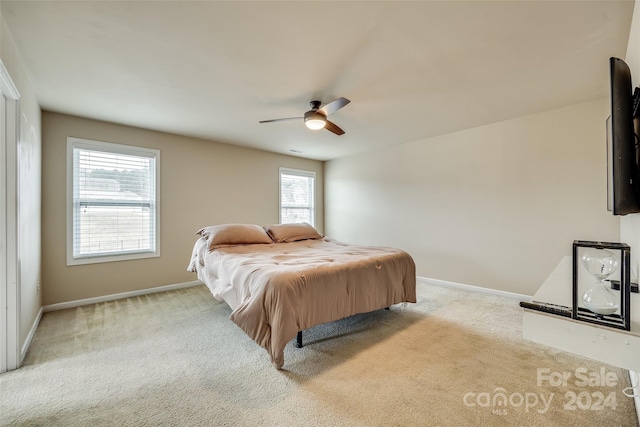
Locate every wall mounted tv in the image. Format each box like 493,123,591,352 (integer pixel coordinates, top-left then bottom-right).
607,57,640,215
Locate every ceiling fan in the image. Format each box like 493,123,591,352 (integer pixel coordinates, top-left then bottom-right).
259,97,350,135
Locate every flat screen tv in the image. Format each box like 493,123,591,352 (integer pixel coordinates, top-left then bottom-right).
607,57,640,215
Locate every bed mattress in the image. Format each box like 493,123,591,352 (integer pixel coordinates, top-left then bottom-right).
189,236,416,368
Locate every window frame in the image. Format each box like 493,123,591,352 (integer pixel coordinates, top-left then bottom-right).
279,167,316,227
66,137,160,266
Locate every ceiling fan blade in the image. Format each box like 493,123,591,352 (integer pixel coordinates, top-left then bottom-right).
259,117,302,123
318,97,350,116
324,120,345,135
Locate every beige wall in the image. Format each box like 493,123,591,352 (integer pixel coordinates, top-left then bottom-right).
41,112,323,305
325,98,619,296
1,11,42,350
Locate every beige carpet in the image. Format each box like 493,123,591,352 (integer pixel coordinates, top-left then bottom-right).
0,282,637,426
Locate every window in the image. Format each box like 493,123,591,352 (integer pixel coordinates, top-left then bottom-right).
67,137,160,265
279,167,315,226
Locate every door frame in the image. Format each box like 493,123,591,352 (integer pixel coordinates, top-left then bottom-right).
1,59,21,373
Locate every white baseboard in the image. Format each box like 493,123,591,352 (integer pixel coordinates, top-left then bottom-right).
418,276,532,301
20,306,43,365
43,280,203,312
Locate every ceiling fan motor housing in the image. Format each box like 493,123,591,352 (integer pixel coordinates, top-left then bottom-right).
304,111,327,129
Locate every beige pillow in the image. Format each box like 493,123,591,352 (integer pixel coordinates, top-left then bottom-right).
196,224,273,249
264,222,323,243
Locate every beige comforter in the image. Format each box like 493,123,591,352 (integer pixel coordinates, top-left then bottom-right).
189,237,416,368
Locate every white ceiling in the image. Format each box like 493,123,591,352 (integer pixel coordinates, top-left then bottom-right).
1,1,635,161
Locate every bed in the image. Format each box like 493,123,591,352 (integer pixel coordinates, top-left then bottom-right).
187,223,417,369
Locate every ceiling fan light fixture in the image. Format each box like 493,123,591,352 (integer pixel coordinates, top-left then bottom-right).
304,112,326,130
305,119,326,130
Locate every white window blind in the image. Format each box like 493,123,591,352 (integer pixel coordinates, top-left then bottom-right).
279,167,315,226
67,138,160,265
